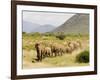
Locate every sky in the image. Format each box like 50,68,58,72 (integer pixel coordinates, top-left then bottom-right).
23,11,75,27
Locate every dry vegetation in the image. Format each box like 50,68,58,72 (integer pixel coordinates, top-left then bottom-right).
22,32,89,69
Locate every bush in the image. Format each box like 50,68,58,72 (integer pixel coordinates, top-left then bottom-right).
30,32,41,37
22,32,26,34
43,32,54,36
56,33,66,40
76,50,89,63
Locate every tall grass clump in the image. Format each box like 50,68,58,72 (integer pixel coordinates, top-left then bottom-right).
76,50,89,63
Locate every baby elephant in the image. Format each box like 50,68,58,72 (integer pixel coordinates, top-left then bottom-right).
43,47,52,58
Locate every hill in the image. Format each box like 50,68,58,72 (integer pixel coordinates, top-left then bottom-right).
23,21,55,33
53,14,89,34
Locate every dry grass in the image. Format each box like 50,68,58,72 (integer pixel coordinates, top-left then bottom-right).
22,34,89,69
23,47,89,69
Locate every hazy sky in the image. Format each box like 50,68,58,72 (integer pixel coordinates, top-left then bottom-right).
23,11,75,27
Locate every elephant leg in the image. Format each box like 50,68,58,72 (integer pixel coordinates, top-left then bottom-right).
60,51,63,56
40,52,43,61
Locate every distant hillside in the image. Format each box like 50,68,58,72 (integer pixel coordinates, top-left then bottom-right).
23,21,55,33
23,21,41,33
33,24,55,33
52,14,89,34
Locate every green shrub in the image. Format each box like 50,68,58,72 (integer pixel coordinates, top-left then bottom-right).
56,33,66,40
76,50,89,63
22,32,26,34
30,32,41,37
43,32,54,36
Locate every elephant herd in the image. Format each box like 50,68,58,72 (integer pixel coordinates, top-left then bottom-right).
35,41,81,61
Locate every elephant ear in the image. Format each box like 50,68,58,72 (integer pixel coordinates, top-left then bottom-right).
35,43,39,48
